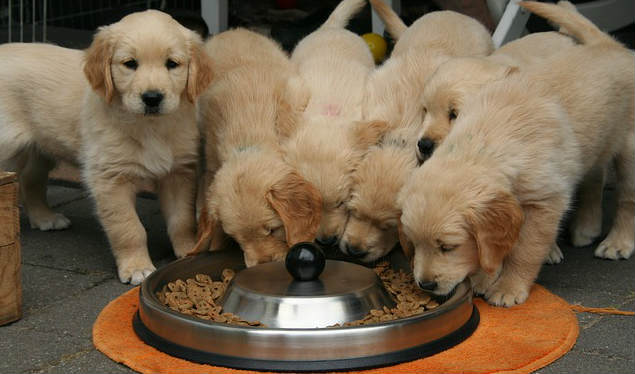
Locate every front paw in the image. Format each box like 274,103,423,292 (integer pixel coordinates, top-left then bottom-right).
470,270,499,296
29,212,71,231
483,280,530,307
173,238,197,258
117,257,156,285
544,242,564,264
595,235,634,260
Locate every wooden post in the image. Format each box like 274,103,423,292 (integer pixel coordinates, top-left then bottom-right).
0,171,22,325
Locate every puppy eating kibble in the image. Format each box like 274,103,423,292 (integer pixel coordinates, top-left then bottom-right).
281,0,388,247
339,0,493,261
191,28,322,267
0,10,213,284
398,2,634,306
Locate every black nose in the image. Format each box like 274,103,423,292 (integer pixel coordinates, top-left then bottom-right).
345,243,366,258
417,280,438,291
417,138,435,158
316,235,338,247
141,90,164,108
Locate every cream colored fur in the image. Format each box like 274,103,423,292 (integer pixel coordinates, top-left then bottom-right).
399,3,634,306
192,28,322,267
339,1,493,260
281,0,386,245
0,10,214,285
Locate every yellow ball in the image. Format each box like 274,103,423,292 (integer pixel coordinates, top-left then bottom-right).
362,33,387,64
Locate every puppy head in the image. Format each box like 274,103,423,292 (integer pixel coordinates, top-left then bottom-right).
84,10,213,113
205,152,321,267
397,163,523,296
340,139,418,262
283,119,389,246
416,58,518,162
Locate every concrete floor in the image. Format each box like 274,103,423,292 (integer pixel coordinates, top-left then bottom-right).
0,183,633,373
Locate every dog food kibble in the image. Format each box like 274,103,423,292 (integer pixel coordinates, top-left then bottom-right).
331,261,437,327
156,262,437,328
156,268,267,327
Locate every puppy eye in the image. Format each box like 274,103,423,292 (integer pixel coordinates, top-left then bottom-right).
437,240,456,252
165,59,180,70
448,108,458,121
123,59,138,70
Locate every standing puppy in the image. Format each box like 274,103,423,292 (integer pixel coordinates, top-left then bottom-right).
339,0,493,261
398,2,634,306
191,28,321,267
282,0,388,247
0,10,214,284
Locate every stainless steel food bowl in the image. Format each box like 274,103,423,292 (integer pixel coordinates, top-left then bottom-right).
134,249,478,372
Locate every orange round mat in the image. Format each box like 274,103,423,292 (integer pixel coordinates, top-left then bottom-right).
94,285,578,374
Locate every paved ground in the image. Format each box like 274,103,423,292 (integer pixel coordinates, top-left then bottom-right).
0,183,633,374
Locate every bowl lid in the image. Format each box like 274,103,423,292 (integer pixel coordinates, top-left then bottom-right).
228,259,380,297
220,259,396,328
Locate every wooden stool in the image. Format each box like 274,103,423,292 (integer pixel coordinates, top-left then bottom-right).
0,171,21,325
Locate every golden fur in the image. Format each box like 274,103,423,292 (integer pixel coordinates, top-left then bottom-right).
340,1,493,260
191,28,321,267
398,2,634,306
0,10,213,285
281,0,388,246
416,30,576,162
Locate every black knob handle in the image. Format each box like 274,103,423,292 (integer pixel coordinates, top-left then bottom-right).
285,242,326,281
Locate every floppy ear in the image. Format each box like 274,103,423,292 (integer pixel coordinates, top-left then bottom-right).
84,26,115,103
350,120,390,150
186,41,215,103
266,171,322,246
187,203,222,256
276,75,310,140
466,191,524,274
397,220,415,265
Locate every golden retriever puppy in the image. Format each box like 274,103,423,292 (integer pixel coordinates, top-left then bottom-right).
398,2,634,306
364,0,494,127
191,28,322,267
0,10,214,285
338,0,493,260
341,124,420,261
281,0,388,247
414,31,576,265
416,30,576,162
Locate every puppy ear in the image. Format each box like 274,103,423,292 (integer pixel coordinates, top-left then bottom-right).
276,75,310,140
467,191,524,274
84,26,115,103
266,171,322,246
187,40,215,103
397,220,415,266
350,120,390,150
187,203,222,256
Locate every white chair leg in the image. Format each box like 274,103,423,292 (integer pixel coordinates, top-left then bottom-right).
201,0,228,37
492,0,530,48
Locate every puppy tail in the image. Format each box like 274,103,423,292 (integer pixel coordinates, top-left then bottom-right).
322,0,367,29
518,1,619,47
369,0,407,40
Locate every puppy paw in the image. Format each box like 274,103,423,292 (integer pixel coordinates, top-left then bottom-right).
29,212,71,231
172,238,198,258
117,259,156,285
544,243,564,264
571,226,600,247
470,271,498,296
484,282,530,307
595,236,634,260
